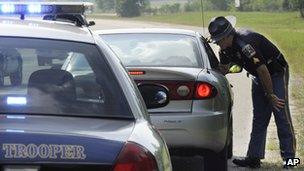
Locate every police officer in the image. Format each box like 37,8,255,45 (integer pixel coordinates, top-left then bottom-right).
208,16,296,168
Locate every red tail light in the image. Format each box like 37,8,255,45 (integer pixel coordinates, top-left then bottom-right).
113,142,158,171
194,82,217,99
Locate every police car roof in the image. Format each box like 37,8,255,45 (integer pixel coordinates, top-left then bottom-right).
0,18,95,43
96,28,199,37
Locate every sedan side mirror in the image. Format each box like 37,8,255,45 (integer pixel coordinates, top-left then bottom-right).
228,64,242,73
138,83,169,109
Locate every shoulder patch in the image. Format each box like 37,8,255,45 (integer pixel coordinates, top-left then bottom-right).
241,44,256,58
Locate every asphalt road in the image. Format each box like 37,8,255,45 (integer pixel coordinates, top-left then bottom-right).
89,18,254,171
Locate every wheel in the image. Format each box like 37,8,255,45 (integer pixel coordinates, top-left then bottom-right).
227,134,233,159
204,115,231,170
10,65,22,86
228,116,233,159
204,147,228,171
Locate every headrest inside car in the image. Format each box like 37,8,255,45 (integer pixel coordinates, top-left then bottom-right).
28,69,76,103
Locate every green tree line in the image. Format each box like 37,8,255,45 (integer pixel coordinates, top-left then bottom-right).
300,0,304,17
237,0,300,11
95,0,304,18
96,0,149,17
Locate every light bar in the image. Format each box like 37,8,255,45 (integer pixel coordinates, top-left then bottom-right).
0,2,93,15
28,4,42,13
1,4,15,13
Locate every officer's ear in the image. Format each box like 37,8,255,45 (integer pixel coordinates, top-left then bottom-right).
227,35,234,46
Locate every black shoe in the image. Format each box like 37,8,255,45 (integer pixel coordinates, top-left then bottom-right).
283,165,294,169
283,160,295,170
232,157,261,168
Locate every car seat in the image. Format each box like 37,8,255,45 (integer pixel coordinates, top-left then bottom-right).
27,69,76,107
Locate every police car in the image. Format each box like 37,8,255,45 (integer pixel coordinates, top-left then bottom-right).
0,2,172,171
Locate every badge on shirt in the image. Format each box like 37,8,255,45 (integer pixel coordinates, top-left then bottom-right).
242,44,256,58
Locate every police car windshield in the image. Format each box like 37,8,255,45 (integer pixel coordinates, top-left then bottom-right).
0,37,132,118
101,33,201,67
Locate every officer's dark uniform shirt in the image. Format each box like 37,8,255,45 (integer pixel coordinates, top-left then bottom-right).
219,29,287,77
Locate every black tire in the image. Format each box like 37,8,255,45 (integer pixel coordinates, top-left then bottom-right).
204,147,228,171
227,135,233,159
228,116,233,159
10,66,22,86
204,115,231,170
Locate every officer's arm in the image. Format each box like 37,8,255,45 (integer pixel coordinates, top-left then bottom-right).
218,64,230,75
256,64,285,111
241,39,285,111
256,64,274,96
217,49,232,75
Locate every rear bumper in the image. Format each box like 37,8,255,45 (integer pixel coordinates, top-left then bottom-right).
149,112,228,153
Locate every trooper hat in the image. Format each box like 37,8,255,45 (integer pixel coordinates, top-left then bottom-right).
208,16,236,43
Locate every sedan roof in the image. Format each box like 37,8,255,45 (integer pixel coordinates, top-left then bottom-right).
95,28,199,37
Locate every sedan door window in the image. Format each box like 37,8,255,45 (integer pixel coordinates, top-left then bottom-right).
201,37,219,69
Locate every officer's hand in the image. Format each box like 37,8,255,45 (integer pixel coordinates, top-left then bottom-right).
218,64,229,75
267,93,285,111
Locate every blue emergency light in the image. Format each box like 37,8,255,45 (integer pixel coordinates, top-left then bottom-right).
28,4,42,13
1,4,15,13
0,2,93,19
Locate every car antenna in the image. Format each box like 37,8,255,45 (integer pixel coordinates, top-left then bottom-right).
200,0,205,35
200,0,211,73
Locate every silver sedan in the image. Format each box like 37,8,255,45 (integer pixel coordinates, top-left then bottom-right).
97,28,234,171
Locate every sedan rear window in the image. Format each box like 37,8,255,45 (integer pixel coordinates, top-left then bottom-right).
101,33,201,67
0,37,132,118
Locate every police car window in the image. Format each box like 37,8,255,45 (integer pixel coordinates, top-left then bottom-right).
101,33,201,67
0,37,132,118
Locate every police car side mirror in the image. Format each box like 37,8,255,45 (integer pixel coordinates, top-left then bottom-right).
228,64,242,74
138,84,169,109
88,21,95,26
